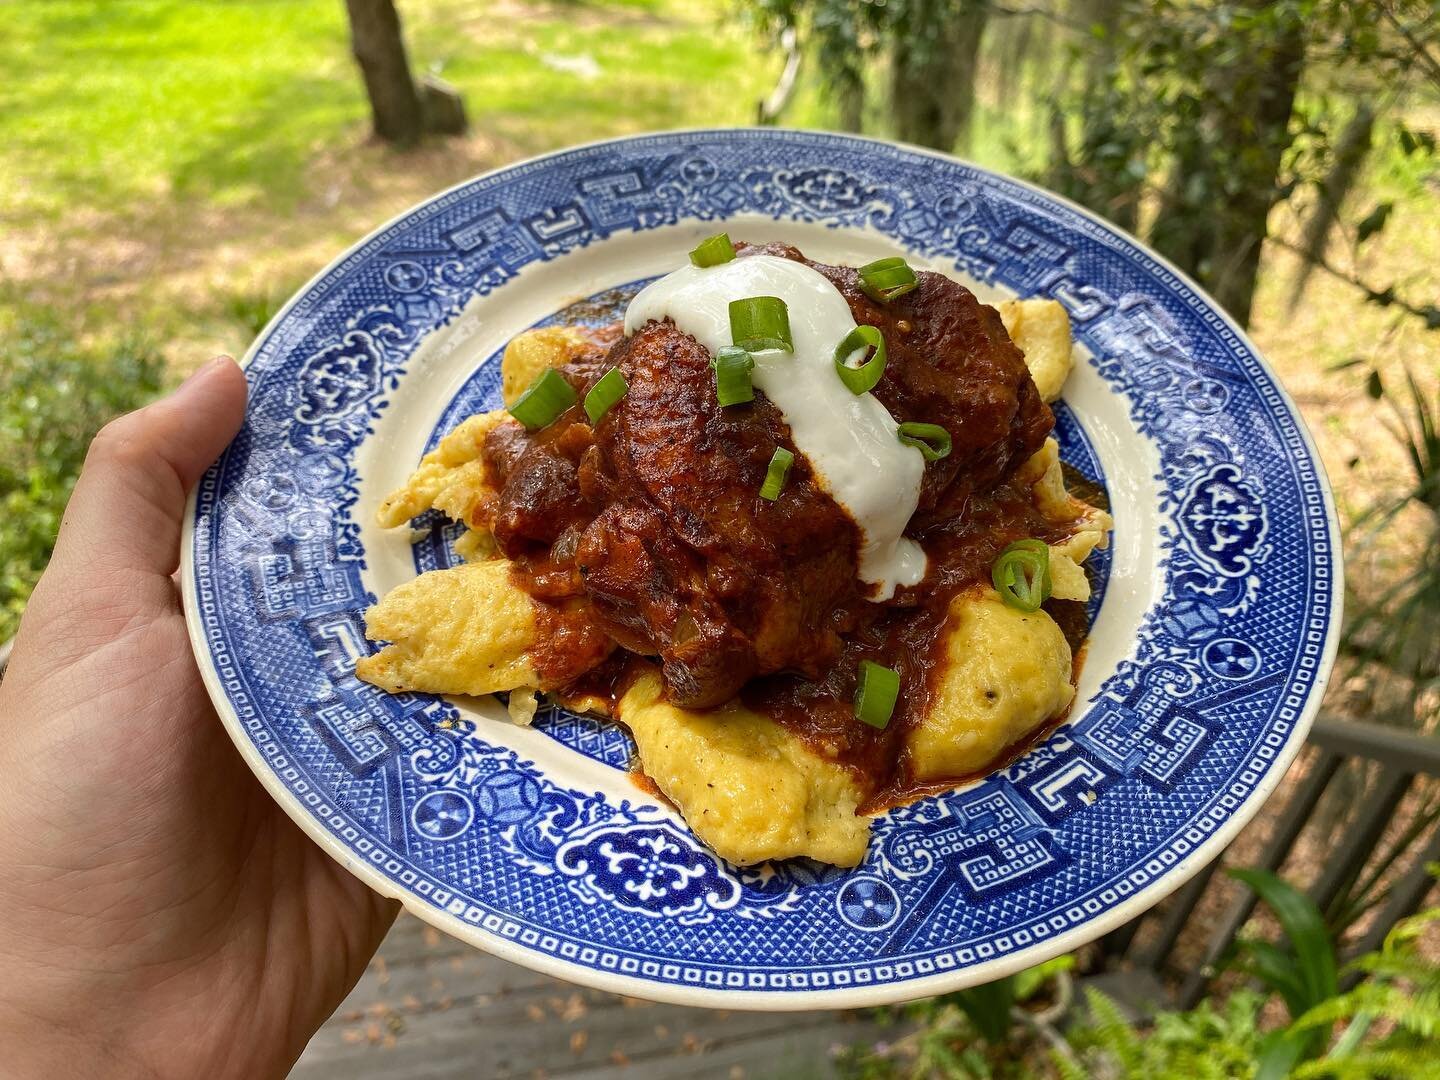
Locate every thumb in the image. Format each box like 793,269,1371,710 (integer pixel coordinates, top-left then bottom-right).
51,356,248,582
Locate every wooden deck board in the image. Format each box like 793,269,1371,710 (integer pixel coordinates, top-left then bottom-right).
292,914,887,1079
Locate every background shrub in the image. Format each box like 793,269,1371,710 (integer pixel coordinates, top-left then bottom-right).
0,313,163,640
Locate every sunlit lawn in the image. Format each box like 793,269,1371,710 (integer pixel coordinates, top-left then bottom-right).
0,0,804,225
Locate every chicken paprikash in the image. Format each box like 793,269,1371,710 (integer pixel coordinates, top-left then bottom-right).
357,238,1110,867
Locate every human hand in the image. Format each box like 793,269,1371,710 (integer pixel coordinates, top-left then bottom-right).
0,357,398,1079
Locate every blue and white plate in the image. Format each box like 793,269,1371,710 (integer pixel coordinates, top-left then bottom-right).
182,129,1341,1008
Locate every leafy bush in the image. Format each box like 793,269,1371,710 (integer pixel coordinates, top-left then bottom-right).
1065,869,1440,1080
1289,902,1440,1078
1061,987,1268,1080
837,955,1075,1079
843,868,1440,1079
1340,365,1440,689
0,314,163,640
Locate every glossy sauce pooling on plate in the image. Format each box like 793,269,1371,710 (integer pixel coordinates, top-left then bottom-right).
625,255,927,600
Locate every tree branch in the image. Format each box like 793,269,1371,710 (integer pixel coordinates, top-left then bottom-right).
757,25,803,124
1379,1,1440,92
981,0,1090,33
1271,234,1440,330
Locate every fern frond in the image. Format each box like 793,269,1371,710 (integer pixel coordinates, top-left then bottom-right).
1048,1047,1091,1080
1294,1045,1440,1080
1075,987,1144,1076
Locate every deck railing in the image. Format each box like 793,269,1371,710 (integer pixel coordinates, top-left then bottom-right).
1100,714,1440,1007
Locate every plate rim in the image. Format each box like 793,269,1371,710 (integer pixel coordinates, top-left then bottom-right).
180,126,1344,1010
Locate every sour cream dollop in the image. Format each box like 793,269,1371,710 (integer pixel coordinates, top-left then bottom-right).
624,254,926,600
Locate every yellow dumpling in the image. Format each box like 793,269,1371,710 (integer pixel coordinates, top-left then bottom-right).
908,588,1074,782
999,298,1073,404
617,670,871,867
356,559,539,696
375,410,507,529
1017,438,1114,602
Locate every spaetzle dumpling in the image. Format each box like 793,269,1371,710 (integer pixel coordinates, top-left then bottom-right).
1021,438,1113,602
999,298,1073,404
375,410,507,529
501,326,595,406
617,670,871,867
356,559,539,696
908,587,1075,781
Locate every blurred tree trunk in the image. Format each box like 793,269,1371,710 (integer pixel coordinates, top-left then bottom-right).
1047,0,1141,234
345,0,424,146
1076,0,1119,96
1285,102,1376,311
1150,3,1306,326
889,1,988,152
836,69,865,133
991,11,1035,109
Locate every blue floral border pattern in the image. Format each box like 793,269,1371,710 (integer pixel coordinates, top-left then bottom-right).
189,130,1335,993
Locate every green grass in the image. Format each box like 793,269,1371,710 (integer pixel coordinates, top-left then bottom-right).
410,0,802,153
0,0,361,221
0,0,805,226
0,302,165,641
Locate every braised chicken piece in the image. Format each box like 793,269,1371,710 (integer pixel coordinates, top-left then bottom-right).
578,323,860,707
742,242,1052,522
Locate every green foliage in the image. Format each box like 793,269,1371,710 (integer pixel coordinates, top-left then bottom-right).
837,955,1074,1079
848,868,1440,1078
1229,868,1339,1017
1341,366,1440,686
1289,904,1440,1078
1226,868,1338,1075
224,288,289,340
950,976,1018,1046
1067,871,1440,1079
0,314,163,641
1065,987,1268,1079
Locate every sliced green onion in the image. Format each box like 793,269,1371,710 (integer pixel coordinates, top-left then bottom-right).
689,232,737,268
897,421,952,461
759,446,793,501
833,325,887,395
510,368,577,431
729,296,793,353
991,539,1052,613
712,346,755,407
584,368,629,425
858,256,919,303
854,661,900,730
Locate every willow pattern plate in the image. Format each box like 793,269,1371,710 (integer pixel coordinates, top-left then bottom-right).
181,129,1341,1008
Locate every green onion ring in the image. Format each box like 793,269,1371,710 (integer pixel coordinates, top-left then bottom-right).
991,539,1053,613
689,232,737,268
583,368,629,425
509,368,578,432
729,296,793,353
896,421,952,461
712,346,755,407
759,446,793,501
832,325,887,395
854,660,900,729
858,256,919,303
